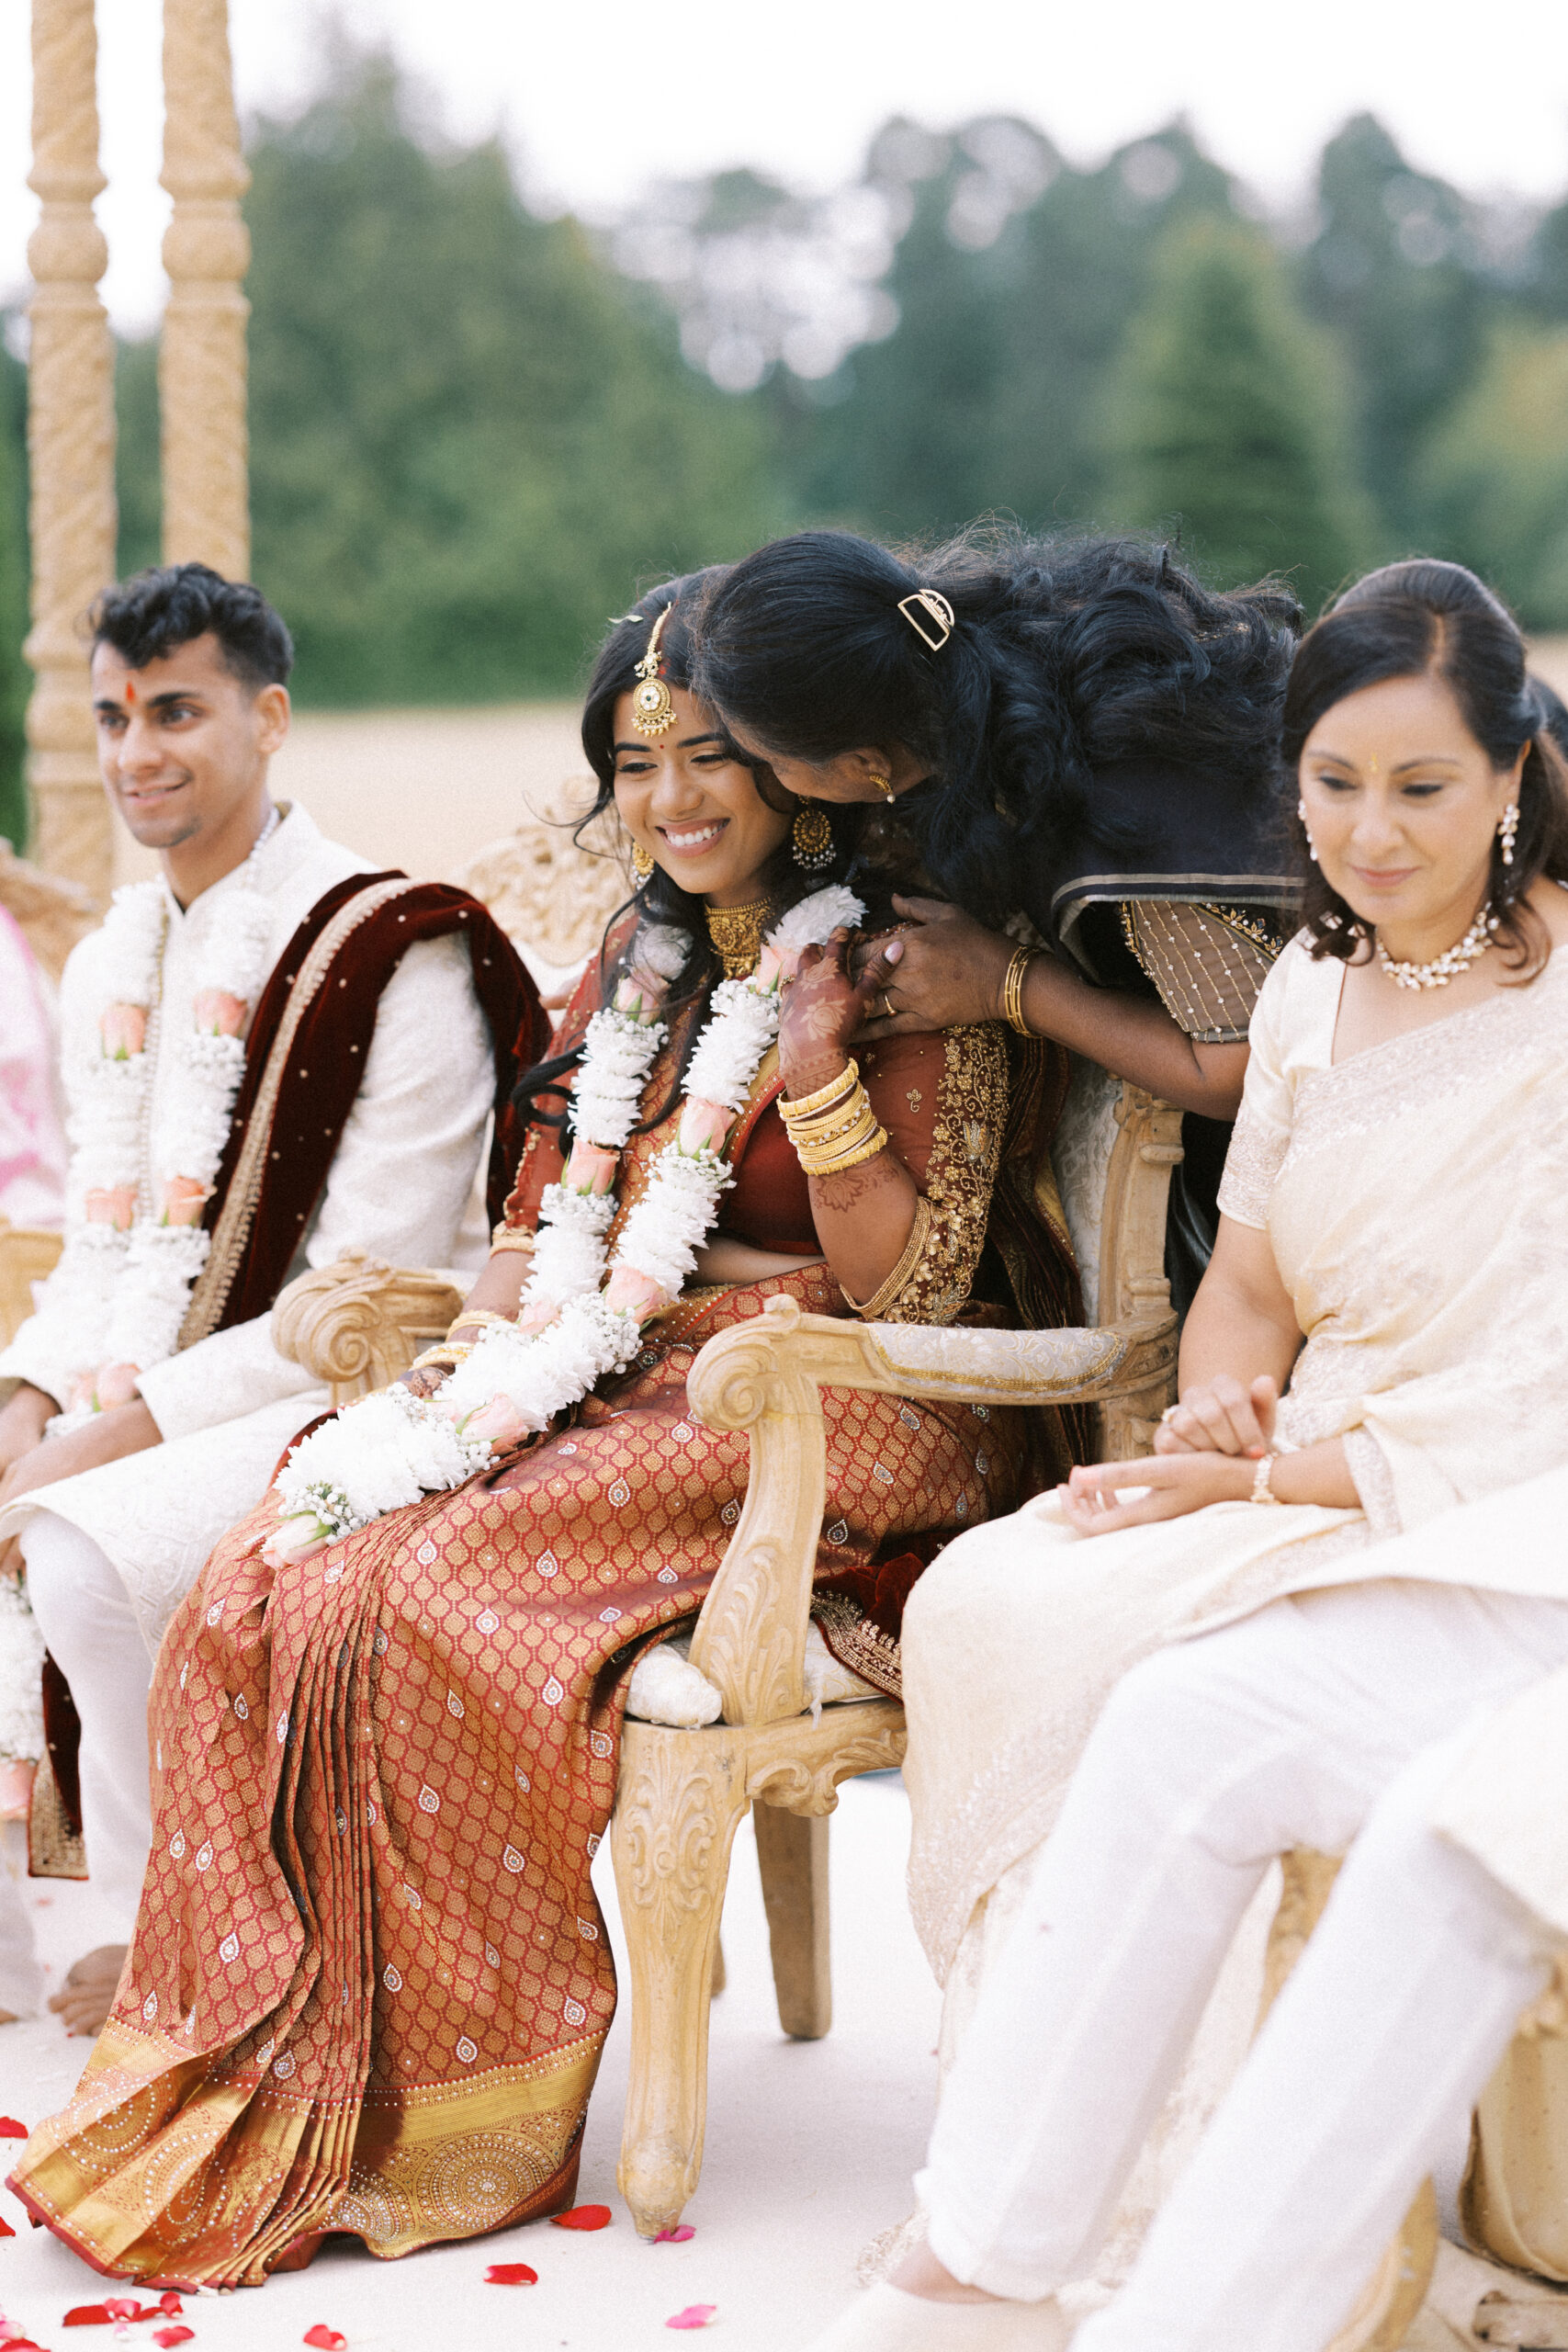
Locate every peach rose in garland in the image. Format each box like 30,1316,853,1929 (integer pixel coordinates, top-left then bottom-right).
192,988,248,1037
562,1140,618,1196
515,1300,562,1336
161,1175,210,1227
100,1002,147,1059
676,1098,733,1159
85,1185,138,1230
604,1264,667,1323
453,1392,532,1448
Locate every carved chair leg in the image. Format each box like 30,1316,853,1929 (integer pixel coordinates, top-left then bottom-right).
1263,1853,1438,2352
711,1935,727,1997
613,1720,750,2238
754,1803,831,2041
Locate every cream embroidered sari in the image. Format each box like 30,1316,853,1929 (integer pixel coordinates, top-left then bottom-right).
899,937,1568,2283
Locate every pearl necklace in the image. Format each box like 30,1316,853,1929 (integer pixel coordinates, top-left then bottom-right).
1376,903,1500,992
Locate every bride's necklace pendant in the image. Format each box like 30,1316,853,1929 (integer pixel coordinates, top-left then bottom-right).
1376,903,1500,991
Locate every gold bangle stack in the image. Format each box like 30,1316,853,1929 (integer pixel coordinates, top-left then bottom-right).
1001,946,1036,1036
447,1308,517,1339
778,1059,861,1120
780,1057,889,1177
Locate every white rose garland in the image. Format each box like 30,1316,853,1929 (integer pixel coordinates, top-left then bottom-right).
271,886,864,1557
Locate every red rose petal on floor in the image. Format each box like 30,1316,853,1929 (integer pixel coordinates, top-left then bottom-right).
550,2204,611,2232
483,2263,538,2285
102,2306,142,2324
154,2300,184,2318
0,2121,27,2140
665,2307,716,2330
654,2225,695,2244
152,2331,194,2347
302,2331,345,2350
62,2309,115,2326
0,2215,15,2237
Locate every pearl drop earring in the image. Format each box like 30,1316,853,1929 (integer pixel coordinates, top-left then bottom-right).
1296,797,1317,864
1499,800,1520,866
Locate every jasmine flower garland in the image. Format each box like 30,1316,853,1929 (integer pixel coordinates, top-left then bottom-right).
268,886,863,1560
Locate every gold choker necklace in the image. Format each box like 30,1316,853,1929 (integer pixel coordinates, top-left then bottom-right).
705,897,769,979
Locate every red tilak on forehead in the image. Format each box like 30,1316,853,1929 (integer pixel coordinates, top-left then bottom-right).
125,679,137,704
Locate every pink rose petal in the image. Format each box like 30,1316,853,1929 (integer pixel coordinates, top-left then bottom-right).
152,2332,194,2348
654,2225,695,2244
666,2307,717,2330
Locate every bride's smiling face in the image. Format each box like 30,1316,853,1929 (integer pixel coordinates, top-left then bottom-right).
612,684,791,907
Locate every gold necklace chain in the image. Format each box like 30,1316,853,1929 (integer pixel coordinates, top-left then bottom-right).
705,897,769,979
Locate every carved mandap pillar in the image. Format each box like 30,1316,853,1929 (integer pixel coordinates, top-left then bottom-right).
24,0,117,901
160,0,250,579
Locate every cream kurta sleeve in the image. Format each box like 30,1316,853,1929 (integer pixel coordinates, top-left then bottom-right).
135,933,493,1442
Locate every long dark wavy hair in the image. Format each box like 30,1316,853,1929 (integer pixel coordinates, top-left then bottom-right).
1283,560,1568,978
514,570,899,1139
688,526,1303,916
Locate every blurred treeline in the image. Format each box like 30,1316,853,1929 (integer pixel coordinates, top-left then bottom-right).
5,46,1568,842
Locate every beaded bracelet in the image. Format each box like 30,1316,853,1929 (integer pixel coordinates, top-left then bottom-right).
1250,1453,1283,1505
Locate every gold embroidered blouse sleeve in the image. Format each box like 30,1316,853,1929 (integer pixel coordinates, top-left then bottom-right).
1122,900,1281,1044
848,1023,1010,1326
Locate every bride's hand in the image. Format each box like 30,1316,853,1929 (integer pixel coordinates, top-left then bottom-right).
1154,1374,1279,1459
1057,1450,1253,1536
778,927,880,1098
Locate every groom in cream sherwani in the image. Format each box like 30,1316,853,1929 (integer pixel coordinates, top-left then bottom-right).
0,563,536,2034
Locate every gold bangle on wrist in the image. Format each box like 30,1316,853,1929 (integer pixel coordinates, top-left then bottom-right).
784,1094,872,1147
809,1126,890,1176
409,1341,473,1374
1249,1452,1282,1505
489,1227,536,1255
1002,946,1036,1036
447,1308,517,1338
780,1059,859,1121
789,1094,881,1165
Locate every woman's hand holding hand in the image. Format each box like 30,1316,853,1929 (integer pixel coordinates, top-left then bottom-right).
778,927,881,1098
855,898,1017,1038
1058,1451,1254,1536
1154,1374,1279,1459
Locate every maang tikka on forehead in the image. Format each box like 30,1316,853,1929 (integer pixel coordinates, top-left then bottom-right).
630,606,678,738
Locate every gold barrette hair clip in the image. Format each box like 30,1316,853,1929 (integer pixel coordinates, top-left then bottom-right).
631,605,678,737
897,589,955,652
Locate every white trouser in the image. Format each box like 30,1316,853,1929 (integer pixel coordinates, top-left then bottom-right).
21,1511,154,1943
0,1826,45,2017
919,1580,1568,2352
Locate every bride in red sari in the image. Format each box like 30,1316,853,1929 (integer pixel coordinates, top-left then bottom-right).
10,579,1080,2287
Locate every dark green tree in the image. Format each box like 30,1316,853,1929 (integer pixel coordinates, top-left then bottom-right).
1421,320,1568,628
787,119,1244,542
239,50,782,703
1103,217,1370,608
0,329,28,849
1299,115,1485,544
115,335,161,580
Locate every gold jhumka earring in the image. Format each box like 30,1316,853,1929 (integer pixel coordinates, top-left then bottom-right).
631,606,678,737
631,842,655,880
792,803,834,872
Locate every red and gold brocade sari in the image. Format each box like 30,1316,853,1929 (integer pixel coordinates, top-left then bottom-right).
11,963,1079,2289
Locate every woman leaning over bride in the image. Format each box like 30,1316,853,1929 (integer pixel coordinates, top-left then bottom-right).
806,558,1568,2351
9,575,1078,2287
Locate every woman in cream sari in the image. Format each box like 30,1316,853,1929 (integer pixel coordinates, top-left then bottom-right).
803,560,1568,2352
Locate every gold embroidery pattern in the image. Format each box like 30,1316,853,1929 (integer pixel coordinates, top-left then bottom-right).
1122,899,1281,1044
874,1024,1010,1327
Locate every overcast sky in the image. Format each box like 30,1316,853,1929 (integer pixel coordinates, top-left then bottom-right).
4,0,1567,334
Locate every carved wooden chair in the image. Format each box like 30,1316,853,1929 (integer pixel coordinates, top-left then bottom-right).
269,1069,1185,2232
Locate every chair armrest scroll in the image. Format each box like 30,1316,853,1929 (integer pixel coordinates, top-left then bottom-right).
270,1247,468,1405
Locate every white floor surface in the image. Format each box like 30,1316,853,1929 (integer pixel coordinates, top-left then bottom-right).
0,1774,937,2352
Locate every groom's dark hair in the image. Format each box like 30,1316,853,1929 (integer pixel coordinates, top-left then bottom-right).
91,562,294,692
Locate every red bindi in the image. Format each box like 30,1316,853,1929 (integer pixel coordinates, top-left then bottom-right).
125,680,137,704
